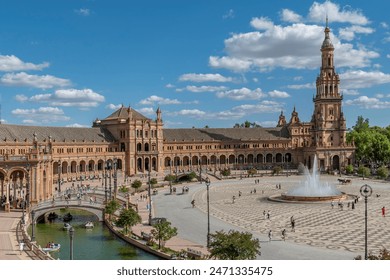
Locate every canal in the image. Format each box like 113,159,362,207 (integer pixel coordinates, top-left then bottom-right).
31,208,159,260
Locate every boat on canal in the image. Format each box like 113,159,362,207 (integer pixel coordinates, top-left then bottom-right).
63,223,72,230
84,221,94,229
42,242,61,252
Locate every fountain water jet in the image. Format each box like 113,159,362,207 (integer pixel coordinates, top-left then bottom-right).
279,155,347,202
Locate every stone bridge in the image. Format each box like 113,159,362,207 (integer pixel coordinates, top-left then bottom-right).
31,199,104,222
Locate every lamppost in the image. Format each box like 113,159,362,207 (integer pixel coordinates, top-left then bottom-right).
69,227,75,260
26,163,30,209
360,184,372,260
108,162,112,200
57,160,61,194
113,158,118,200
104,162,108,203
199,157,202,184
205,177,211,248
148,168,152,226
286,154,290,177
31,210,35,242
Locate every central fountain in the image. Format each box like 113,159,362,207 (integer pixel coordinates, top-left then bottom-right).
273,155,347,202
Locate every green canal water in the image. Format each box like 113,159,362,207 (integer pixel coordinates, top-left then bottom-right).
32,208,159,260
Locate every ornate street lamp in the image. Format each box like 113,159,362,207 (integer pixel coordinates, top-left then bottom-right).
69,227,75,260
148,168,152,226
360,184,372,260
205,177,211,248
113,158,118,200
58,160,61,193
26,163,30,209
104,161,108,203
31,210,36,242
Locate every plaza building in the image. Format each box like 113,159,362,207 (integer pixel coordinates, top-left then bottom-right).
0,24,354,210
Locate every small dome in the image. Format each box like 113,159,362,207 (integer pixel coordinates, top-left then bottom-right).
321,27,334,49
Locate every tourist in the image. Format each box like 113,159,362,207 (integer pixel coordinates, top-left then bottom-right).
382,206,386,217
291,219,295,232
268,230,272,242
352,201,355,210
191,199,195,208
263,210,267,219
232,196,236,204
19,242,24,255
281,229,286,241
267,210,271,220
331,201,334,209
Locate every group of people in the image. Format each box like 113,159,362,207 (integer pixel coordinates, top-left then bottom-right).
268,228,287,242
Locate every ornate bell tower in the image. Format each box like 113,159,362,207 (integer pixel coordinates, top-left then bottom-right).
311,20,346,148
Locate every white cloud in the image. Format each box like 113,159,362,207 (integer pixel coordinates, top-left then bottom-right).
340,70,390,89
75,8,90,16
139,95,181,105
258,120,278,127
0,55,49,72
170,109,206,118
137,107,155,116
28,88,104,107
165,83,175,88
176,85,228,93
15,94,29,102
179,73,233,83
345,96,390,109
308,1,369,25
268,90,290,98
209,2,380,73
338,25,374,41
223,9,235,19
250,17,274,30
287,83,315,89
65,123,89,128
1,72,71,89
106,104,122,110
280,9,302,23
12,107,70,123
231,100,283,114
381,22,389,29
216,87,266,100
209,56,252,72
387,54,390,59
342,89,360,96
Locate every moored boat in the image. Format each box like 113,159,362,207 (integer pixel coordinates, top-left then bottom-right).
42,242,61,252
63,223,72,230
84,221,94,229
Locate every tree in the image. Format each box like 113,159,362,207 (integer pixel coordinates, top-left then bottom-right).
150,220,178,249
377,166,389,179
188,171,197,180
272,166,283,175
345,164,354,175
208,230,260,260
105,199,120,221
150,178,158,187
164,174,175,182
118,185,129,195
116,208,141,235
131,179,142,193
220,168,231,177
358,166,370,178
355,248,390,260
247,168,257,177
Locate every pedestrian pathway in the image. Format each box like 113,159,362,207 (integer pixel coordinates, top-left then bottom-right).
0,211,31,260
193,175,390,256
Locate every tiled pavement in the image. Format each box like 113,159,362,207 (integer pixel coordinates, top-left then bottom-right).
193,175,390,255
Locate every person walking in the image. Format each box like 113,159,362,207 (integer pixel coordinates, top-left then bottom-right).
232,196,236,204
268,230,272,242
191,199,195,208
263,210,267,220
281,229,286,241
382,206,386,217
291,218,295,232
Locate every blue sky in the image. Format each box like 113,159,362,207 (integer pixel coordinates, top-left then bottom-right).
1,0,390,129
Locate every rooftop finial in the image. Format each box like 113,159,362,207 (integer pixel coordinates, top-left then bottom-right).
326,14,328,28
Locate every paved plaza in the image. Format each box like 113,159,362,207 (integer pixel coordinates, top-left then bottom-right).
154,173,390,259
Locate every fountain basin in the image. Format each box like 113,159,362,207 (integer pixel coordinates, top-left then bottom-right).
280,192,348,202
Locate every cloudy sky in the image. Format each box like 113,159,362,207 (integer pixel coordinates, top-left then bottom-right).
1,0,390,128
